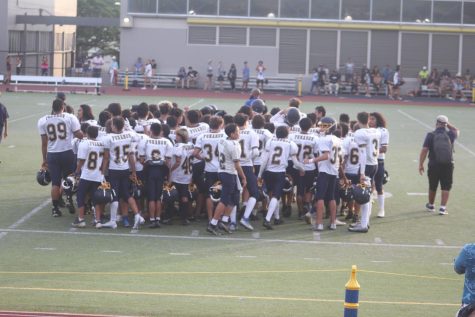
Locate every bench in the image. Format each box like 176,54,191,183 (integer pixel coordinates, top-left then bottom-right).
116,72,177,88
419,86,472,100
332,82,387,96
8,75,102,95
215,76,296,93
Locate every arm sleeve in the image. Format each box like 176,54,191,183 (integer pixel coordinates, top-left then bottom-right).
77,142,88,160
454,246,467,274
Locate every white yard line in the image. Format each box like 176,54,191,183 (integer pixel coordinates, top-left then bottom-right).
169,253,191,256
407,193,427,196
189,99,204,108
398,109,475,158
0,232,7,240
34,247,56,251
8,199,51,229
0,228,462,250
435,239,445,246
9,112,47,123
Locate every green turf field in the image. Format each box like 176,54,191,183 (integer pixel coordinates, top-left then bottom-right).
0,92,474,316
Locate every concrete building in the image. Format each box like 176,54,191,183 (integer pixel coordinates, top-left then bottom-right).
0,0,77,76
119,0,475,85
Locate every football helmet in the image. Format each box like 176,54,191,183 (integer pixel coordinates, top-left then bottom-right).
209,181,222,203
129,175,144,199
257,178,269,202
61,175,78,196
188,183,198,201
36,169,51,186
383,170,390,185
93,181,115,205
339,182,354,202
251,99,266,114
285,108,300,126
319,117,336,134
352,183,371,205
283,174,294,192
161,183,178,204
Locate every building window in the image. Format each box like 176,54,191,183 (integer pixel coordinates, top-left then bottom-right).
188,26,216,44
372,0,401,22
158,0,187,14
402,0,431,22
219,0,249,16
219,27,247,45
433,1,462,24
249,28,276,46
311,0,339,19
341,0,370,20
463,2,475,24
189,0,218,15
281,0,309,18
250,0,278,17
128,0,158,13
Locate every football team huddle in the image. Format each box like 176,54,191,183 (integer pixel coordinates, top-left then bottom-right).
36,94,389,235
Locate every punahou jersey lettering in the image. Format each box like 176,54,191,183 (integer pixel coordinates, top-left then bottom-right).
342,135,360,175
38,113,81,153
354,128,381,166
317,135,342,176
138,137,173,164
252,128,273,166
218,139,241,175
77,139,105,182
377,127,389,160
188,123,209,164
263,138,298,173
238,128,259,167
171,143,195,184
195,131,226,172
103,131,139,170
289,133,319,171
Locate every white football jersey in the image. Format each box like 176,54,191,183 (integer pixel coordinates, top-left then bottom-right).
171,143,195,184
238,128,259,167
289,133,319,171
252,128,273,166
263,138,298,173
138,137,174,163
103,131,139,171
378,127,389,160
77,139,105,182
72,137,87,155
354,128,381,166
195,131,226,173
133,133,148,172
317,135,342,176
38,113,81,153
188,123,209,164
218,139,241,175
342,135,360,175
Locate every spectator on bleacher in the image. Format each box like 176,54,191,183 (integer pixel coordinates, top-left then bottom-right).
464,69,472,90
109,56,119,86
350,75,360,95
186,66,198,89
4,56,11,91
217,61,225,91
242,61,250,91
318,65,327,92
134,57,144,79
40,56,48,76
439,73,453,98
15,56,22,75
427,67,440,90
0,102,8,143
151,59,158,90
204,59,213,91
390,65,403,101
310,68,319,95
450,73,467,102
92,54,104,78
372,66,383,94
228,63,237,91
382,64,391,84
418,66,429,85
328,69,340,96
441,68,451,78
142,60,152,90
344,58,354,83
360,65,371,97
256,60,266,90
176,66,187,89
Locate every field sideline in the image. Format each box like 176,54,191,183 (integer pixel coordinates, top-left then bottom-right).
0,91,474,317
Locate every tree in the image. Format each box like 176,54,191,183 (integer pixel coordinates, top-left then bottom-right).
76,0,120,59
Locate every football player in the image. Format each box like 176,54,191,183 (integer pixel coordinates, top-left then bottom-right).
258,126,304,230
369,112,389,218
193,116,226,220
138,123,173,228
341,122,360,222
72,125,105,228
207,123,247,236
170,128,195,225
101,116,144,230
234,113,259,231
305,117,342,231
289,118,319,219
349,112,381,233
38,98,83,217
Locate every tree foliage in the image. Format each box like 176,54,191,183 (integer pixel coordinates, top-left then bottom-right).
76,0,120,58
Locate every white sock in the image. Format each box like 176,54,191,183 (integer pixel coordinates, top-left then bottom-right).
440,205,446,210
377,194,385,212
210,218,218,226
360,203,369,228
230,206,237,224
222,215,229,223
110,201,118,222
274,205,280,220
266,198,279,222
243,197,257,219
